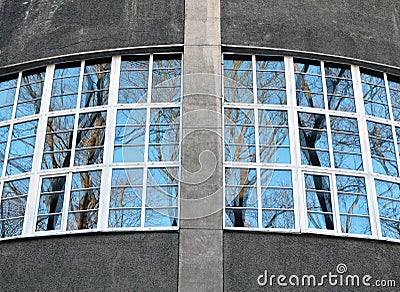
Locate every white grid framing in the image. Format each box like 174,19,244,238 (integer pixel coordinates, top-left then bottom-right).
0,52,182,240
222,53,400,243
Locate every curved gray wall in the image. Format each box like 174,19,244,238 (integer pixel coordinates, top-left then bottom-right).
0,0,184,69
0,232,179,291
224,232,400,291
221,0,400,68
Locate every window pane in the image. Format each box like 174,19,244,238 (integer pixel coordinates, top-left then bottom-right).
16,69,45,118
298,112,330,167
42,115,75,169
225,168,257,227
36,176,66,231
109,168,143,228
374,179,400,239
325,63,355,112
114,109,146,163
224,57,253,103
119,56,149,104
74,111,106,166
67,170,101,230
295,60,324,108
50,63,81,111
81,60,111,107
152,56,181,103
7,120,38,175
0,75,18,121
259,110,290,164
367,121,398,176
1,178,29,238
361,70,389,119
256,57,286,105
331,116,363,171
148,108,180,162
388,76,400,121
304,174,334,230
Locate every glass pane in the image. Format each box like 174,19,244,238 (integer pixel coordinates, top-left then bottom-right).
388,76,400,121
1,178,29,238
74,111,106,166
331,116,363,170
226,186,257,208
81,60,111,107
262,210,294,229
256,58,286,105
7,120,38,175
51,63,81,111
298,112,330,167
68,170,101,230
380,219,400,239
36,176,66,231
0,75,17,121
15,70,45,118
109,209,141,228
119,56,149,104
225,209,258,227
305,174,334,230
295,60,324,108
152,56,181,102
325,63,355,112
368,121,398,176
361,70,389,119
225,168,257,187
224,58,253,103
42,115,75,169
145,208,177,227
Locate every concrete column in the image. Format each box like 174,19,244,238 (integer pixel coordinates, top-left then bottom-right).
179,0,223,291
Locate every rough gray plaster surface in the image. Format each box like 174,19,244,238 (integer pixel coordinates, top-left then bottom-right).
0,232,179,291
224,232,400,291
0,0,184,68
221,0,400,68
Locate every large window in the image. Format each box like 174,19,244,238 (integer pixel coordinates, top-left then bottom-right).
223,54,400,241
0,53,181,239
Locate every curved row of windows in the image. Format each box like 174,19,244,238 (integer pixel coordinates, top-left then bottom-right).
223,54,400,241
0,53,181,238
0,51,399,242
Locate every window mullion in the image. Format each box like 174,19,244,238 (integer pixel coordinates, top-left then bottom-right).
352,65,381,238
98,55,121,230
23,64,54,236
286,56,303,231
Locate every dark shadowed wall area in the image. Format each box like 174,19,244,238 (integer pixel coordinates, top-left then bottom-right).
221,0,400,68
224,232,400,291
0,232,179,291
0,0,184,69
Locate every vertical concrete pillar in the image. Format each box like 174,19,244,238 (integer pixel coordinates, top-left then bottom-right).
179,0,223,291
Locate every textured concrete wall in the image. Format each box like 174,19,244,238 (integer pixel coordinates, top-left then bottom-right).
0,0,184,68
179,0,223,291
224,232,400,291
0,232,179,291
221,0,400,68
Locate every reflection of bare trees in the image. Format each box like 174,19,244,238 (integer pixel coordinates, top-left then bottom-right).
40,63,109,230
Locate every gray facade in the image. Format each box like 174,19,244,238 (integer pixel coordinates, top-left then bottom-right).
0,0,399,291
